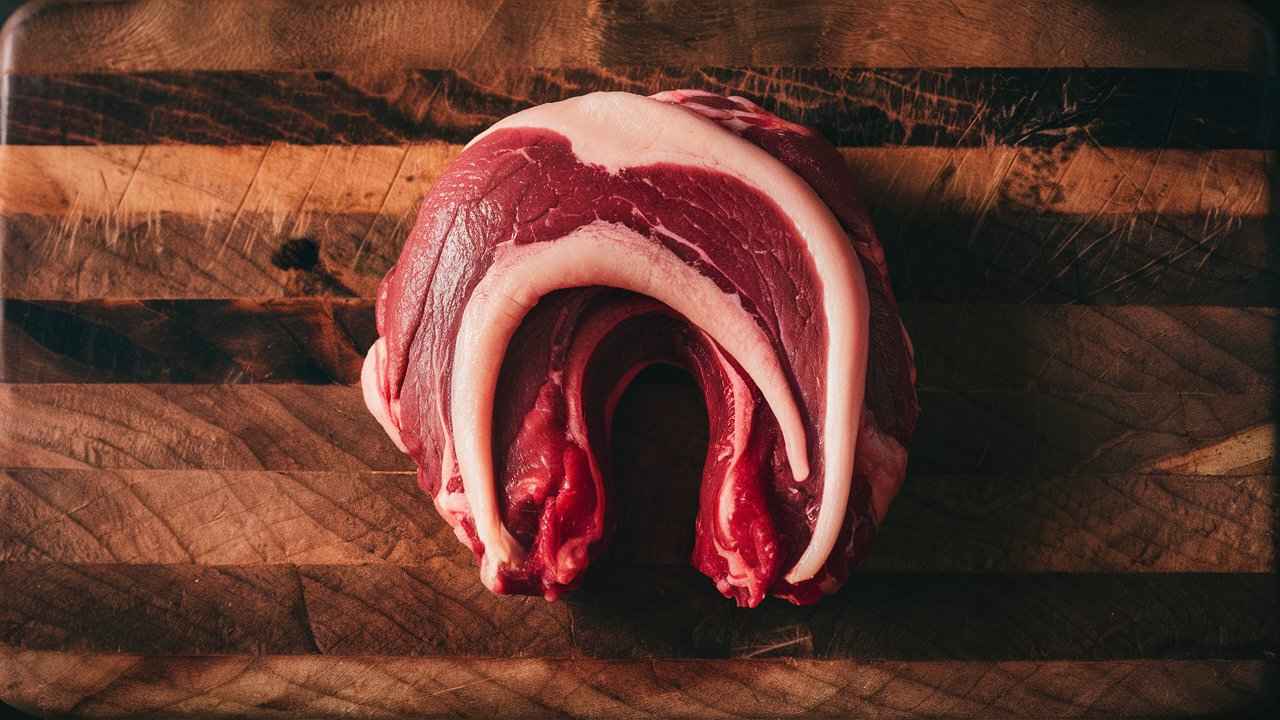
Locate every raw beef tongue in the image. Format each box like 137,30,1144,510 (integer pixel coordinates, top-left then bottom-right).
362,90,919,607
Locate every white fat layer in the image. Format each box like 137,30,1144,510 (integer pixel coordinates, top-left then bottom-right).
858,419,910,525
708,338,761,598
571,312,692,584
560,302,668,588
360,338,408,453
562,297,664,451
466,91,869,582
707,336,753,475
451,220,808,573
600,362,651,441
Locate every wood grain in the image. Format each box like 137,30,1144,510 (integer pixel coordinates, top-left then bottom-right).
605,384,1275,571
867,473,1276,574
0,469,1272,574
2,651,1272,720
2,0,1267,74
900,305,1277,394
572,570,1280,661
0,384,409,471
5,300,1275,394
0,384,1271,477
2,299,379,384
1033,393,1275,476
0,561,1274,659
7,210,1268,304
909,391,1272,476
3,142,1270,303
0,1,1275,716
4,68,1275,148
0,562,570,657
6,145,1267,220
0,470,446,566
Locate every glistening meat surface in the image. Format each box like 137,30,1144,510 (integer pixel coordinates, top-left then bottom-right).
363,90,919,607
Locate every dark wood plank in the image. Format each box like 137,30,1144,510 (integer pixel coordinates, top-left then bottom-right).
1036,392,1275,475
0,563,319,655
0,562,1273,659
569,570,1280,660
3,0,1266,74
880,211,1275,305
0,562,570,657
0,212,382,300
901,305,1277,394
908,391,1272,476
4,68,1276,148
5,299,1274,394
864,474,1276,573
0,384,1269,476
1,651,1272,720
4,211,1271,305
1,469,1271,573
2,299,378,384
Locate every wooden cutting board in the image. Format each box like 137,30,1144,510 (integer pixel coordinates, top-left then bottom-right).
1,1,1276,717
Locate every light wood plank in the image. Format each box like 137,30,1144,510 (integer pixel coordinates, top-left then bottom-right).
0,384,409,471
2,145,1271,303
3,145,1268,218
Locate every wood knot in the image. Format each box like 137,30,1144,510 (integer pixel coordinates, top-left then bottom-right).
272,238,321,271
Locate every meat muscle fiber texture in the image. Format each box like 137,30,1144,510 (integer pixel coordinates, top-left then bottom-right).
362,90,919,607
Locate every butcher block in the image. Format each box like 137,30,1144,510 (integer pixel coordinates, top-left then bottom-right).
0,0,1276,717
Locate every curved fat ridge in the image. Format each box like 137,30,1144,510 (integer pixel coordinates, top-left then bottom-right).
601,362,656,442
704,335,775,606
702,335,753,468
432,443,475,551
562,296,667,452
857,417,910,524
649,89,811,137
548,300,662,589
549,299,675,592
450,220,810,577
360,338,408,453
468,90,868,584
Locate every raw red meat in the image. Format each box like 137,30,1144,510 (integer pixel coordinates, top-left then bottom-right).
362,90,918,606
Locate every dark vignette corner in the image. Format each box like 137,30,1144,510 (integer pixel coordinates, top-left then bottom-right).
1243,0,1280,716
